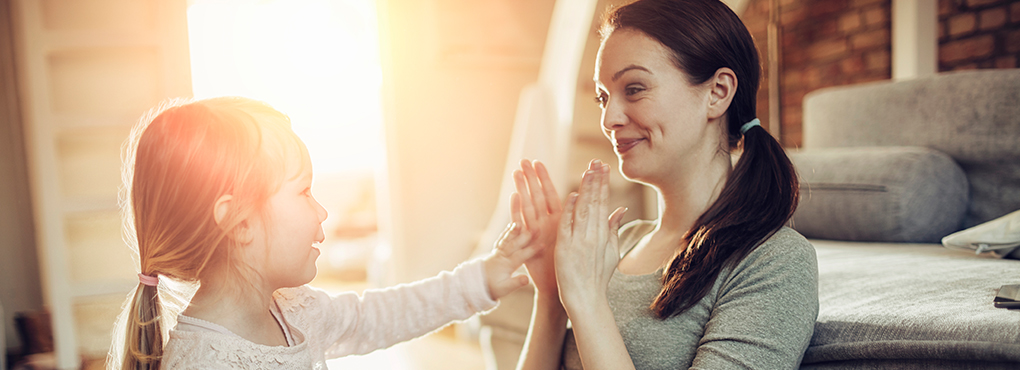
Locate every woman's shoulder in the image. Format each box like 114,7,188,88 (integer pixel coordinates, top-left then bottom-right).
718,226,819,303
725,227,818,285
748,226,816,265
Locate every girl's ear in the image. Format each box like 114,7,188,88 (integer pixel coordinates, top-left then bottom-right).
213,195,233,226
706,67,737,120
213,195,254,244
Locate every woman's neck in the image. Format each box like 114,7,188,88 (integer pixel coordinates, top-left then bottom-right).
618,146,732,275
649,145,732,249
184,270,287,346
656,143,730,233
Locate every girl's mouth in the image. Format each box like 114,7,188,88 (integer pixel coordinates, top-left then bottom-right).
615,138,644,154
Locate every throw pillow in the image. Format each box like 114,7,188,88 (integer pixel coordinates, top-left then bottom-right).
788,147,968,243
942,209,1020,259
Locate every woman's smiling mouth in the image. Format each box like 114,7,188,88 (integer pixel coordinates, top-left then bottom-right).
615,138,645,154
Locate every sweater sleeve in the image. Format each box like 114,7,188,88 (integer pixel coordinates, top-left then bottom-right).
690,228,819,370
278,258,498,359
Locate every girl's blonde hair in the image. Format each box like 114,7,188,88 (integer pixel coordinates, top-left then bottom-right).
108,97,309,369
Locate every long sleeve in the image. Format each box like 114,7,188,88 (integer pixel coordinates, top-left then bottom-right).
275,258,498,359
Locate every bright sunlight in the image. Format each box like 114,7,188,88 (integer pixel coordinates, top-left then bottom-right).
187,0,385,288
187,0,384,175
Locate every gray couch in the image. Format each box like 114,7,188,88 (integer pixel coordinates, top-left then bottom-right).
792,69,1020,369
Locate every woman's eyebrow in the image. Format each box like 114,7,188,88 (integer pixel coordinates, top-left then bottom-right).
613,65,651,82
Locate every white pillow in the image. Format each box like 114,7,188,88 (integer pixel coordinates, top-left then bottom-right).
942,209,1020,258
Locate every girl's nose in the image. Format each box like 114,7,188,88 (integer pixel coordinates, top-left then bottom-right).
315,199,328,223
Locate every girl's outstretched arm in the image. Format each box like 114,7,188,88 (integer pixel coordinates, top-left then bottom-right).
556,160,633,370
512,160,569,370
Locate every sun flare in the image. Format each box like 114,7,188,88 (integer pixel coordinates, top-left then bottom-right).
187,0,384,175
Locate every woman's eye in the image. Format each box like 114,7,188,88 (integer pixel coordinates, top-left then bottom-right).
625,85,645,96
594,93,608,109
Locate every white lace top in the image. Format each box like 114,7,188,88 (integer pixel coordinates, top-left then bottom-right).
161,259,497,369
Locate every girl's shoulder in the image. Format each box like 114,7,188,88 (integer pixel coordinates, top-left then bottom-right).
273,285,328,313
163,328,313,369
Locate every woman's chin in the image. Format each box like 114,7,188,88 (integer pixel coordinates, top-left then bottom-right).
618,162,644,182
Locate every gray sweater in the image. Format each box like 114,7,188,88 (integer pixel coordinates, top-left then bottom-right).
561,222,818,370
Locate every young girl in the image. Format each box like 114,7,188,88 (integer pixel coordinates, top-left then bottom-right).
109,97,538,369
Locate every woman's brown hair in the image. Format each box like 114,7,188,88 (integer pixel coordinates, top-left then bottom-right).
602,0,799,319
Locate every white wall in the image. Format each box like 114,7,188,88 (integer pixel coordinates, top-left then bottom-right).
377,0,556,283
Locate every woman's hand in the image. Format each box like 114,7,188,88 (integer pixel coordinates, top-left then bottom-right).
554,160,627,314
513,160,562,298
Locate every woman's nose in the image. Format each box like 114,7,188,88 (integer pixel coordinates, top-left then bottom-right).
601,101,626,132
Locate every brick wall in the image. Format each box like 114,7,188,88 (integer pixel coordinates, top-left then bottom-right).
742,0,892,147
740,0,1019,147
939,0,1020,70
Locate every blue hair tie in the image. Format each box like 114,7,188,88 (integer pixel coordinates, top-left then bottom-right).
740,118,760,135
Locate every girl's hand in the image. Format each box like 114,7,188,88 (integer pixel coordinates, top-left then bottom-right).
483,220,541,300
555,160,627,314
513,160,562,298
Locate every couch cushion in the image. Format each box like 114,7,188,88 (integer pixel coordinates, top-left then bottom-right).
805,240,1020,367
789,147,968,243
802,69,1020,228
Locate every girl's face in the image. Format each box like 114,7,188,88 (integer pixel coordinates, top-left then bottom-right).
594,29,717,185
258,155,328,289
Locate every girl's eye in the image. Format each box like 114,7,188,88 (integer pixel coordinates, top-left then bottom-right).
594,93,608,109
302,188,312,197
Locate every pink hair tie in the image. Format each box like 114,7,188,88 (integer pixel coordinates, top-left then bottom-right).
138,273,158,287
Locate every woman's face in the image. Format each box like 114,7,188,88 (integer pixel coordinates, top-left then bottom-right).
594,29,717,185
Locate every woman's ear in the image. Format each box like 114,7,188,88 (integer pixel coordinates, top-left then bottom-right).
706,67,737,120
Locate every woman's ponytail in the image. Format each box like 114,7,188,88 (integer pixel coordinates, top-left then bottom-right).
651,125,798,318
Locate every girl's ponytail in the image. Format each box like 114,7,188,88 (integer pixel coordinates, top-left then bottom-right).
120,281,162,370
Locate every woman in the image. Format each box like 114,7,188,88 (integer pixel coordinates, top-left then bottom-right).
510,0,818,369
